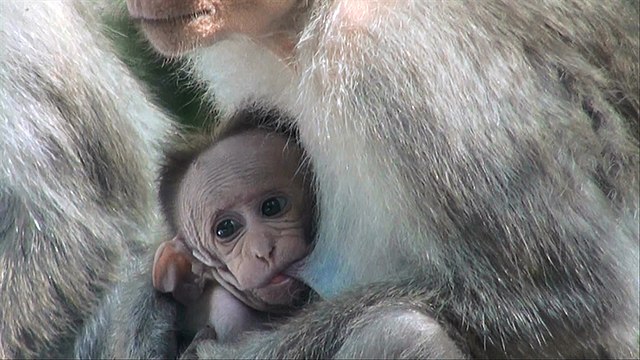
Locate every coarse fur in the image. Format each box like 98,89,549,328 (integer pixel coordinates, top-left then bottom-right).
0,1,172,357
181,0,639,358
0,0,638,358
73,251,182,358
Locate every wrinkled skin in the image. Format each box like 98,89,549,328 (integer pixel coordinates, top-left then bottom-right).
152,130,313,341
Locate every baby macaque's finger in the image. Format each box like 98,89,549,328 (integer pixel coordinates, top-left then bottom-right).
152,236,204,304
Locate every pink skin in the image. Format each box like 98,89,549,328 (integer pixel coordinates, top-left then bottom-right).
125,0,300,57
181,285,264,342
158,129,312,313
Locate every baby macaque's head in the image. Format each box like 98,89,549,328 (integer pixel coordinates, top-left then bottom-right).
153,129,313,312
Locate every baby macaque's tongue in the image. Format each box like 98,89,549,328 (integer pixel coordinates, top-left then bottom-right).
269,273,289,285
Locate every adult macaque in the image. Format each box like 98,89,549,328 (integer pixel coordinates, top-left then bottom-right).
0,0,638,359
125,0,639,358
0,0,172,357
153,128,313,341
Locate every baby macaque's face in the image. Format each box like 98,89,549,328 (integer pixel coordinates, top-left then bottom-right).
178,130,312,310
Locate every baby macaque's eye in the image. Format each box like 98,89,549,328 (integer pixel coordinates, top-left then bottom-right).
261,196,287,217
215,219,241,240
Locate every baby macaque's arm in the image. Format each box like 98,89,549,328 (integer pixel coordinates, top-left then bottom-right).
183,285,264,343
152,237,264,342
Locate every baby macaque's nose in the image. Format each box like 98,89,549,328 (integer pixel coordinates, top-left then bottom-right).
255,245,275,260
252,235,276,261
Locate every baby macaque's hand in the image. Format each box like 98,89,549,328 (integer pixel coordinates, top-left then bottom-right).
152,236,204,305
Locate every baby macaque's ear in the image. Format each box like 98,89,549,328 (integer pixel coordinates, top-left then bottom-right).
152,236,204,305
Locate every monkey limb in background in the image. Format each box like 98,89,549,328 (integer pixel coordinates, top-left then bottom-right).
153,128,314,342
127,0,640,358
0,1,173,357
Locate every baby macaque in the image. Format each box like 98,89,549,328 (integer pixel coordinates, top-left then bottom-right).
152,128,314,342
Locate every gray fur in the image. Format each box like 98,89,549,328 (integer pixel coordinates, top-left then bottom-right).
186,0,639,358
0,1,171,357
74,253,180,359
1,0,638,358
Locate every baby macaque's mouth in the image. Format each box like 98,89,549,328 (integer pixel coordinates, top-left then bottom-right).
268,273,291,285
282,258,306,281
137,9,213,25
253,275,311,309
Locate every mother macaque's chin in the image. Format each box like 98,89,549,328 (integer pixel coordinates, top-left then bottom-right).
128,0,301,57
138,16,226,57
